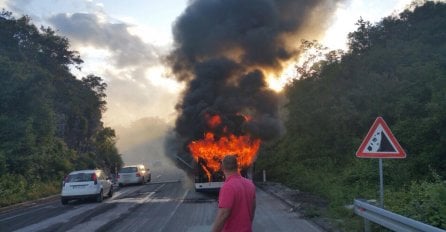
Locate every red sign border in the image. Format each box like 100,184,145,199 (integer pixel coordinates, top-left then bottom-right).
356,117,406,158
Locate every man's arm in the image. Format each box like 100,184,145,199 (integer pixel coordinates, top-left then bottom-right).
211,207,231,232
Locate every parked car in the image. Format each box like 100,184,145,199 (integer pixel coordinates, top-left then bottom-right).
61,169,113,205
117,164,151,186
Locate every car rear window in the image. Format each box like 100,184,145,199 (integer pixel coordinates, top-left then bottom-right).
66,173,94,182
120,167,138,173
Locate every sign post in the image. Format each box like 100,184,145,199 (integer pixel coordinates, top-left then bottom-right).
356,117,406,208
379,158,383,207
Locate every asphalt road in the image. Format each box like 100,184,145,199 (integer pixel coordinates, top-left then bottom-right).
0,168,323,232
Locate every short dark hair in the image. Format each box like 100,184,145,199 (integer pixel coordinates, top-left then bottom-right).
222,155,238,171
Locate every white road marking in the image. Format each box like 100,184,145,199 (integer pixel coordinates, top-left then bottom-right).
0,205,56,222
186,225,212,232
157,189,190,232
12,184,165,232
65,184,165,232
13,204,97,232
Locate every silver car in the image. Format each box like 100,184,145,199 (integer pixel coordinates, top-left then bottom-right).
118,165,151,186
61,169,113,204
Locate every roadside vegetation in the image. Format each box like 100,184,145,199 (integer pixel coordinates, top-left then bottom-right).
0,11,123,207
256,1,446,230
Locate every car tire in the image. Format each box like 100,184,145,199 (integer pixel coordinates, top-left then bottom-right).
107,186,113,198
96,190,103,203
61,197,68,205
119,183,123,187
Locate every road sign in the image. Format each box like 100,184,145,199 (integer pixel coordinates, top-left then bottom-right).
356,117,406,158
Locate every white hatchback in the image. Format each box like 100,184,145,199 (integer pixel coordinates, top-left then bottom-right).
61,169,113,205
117,165,151,186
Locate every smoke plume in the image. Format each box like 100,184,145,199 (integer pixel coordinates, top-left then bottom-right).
169,0,342,153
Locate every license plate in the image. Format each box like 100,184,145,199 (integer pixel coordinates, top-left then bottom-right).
72,185,85,189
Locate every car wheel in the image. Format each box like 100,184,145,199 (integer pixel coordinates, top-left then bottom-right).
96,190,103,203
107,186,113,198
61,197,68,205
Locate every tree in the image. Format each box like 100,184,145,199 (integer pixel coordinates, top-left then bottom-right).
257,1,446,228
0,11,122,187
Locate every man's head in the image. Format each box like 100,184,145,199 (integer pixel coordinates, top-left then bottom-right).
221,155,238,175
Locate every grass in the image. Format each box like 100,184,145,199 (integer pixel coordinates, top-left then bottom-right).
255,158,446,231
0,174,60,207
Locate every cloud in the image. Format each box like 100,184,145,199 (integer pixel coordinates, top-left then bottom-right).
2,0,183,150
45,12,181,127
48,12,159,68
101,67,180,127
2,0,37,19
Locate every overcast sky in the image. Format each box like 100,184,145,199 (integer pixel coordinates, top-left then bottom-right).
0,0,412,128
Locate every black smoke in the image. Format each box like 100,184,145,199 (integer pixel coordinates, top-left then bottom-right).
168,0,342,151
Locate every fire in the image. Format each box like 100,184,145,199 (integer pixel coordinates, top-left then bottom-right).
188,114,261,181
206,114,222,128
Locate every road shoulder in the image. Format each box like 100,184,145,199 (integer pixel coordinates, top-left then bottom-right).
256,181,341,232
0,194,60,214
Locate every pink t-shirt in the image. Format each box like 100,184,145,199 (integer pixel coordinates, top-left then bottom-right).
218,173,256,232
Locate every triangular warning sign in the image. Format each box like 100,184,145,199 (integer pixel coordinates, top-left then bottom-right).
356,117,406,158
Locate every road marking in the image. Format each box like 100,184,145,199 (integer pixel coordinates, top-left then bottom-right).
186,225,212,232
148,179,181,184
65,184,165,232
13,204,97,232
111,185,146,199
11,184,167,232
157,189,190,232
0,205,56,222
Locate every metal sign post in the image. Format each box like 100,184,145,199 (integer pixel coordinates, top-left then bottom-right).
379,158,384,207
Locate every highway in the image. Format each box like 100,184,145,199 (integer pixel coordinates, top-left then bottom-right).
0,169,323,232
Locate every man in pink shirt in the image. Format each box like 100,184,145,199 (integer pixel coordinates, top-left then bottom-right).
212,155,256,232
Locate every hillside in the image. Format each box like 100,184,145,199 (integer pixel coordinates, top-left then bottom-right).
256,1,446,230
0,11,123,206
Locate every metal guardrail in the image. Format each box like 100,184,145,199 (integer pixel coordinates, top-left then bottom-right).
354,199,445,232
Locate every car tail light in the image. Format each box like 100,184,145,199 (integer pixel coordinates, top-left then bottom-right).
136,173,141,177
92,173,98,185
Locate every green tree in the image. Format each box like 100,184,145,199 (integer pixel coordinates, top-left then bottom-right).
257,1,446,229
0,11,123,205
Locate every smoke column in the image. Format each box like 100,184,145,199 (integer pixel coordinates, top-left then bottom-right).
169,0,342,155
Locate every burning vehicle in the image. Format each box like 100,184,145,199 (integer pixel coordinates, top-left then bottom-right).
167,0,342,191
189,114,260,191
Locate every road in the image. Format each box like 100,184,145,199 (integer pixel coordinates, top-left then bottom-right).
0,168,323,232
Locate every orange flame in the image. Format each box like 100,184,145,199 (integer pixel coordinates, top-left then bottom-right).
206,114,222,128
188,114,261,181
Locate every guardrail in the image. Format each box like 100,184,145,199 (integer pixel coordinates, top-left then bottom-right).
354,199,445,232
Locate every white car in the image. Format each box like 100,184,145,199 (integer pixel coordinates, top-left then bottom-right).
61,169,113,205
117,165,151,186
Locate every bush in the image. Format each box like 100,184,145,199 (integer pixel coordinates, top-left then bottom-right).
386,180,446,229
0,174,60,207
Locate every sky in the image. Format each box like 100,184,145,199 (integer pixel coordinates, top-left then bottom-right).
0,0,413,128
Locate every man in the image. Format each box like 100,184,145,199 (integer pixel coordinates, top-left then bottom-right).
212,155,256,232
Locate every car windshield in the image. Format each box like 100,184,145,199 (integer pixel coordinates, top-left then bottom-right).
120,167,138,173
66,173,94,182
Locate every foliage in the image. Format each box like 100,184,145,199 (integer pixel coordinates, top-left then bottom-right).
387,178,446,228
257,1,446,230
0,174,61,207
0,11,123,206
